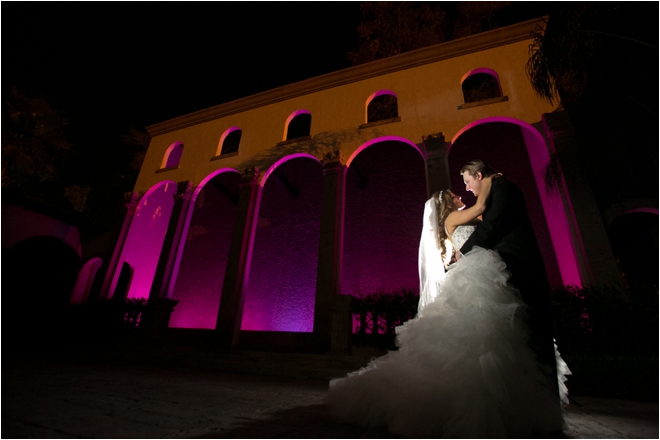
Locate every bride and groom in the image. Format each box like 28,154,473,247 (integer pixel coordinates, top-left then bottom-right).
325,159,569,438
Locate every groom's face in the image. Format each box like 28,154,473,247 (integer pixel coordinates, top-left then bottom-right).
462,171,483,196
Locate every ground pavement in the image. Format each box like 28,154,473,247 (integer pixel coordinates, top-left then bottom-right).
2,347,658,439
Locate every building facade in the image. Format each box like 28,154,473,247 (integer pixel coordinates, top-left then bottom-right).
99,19,625,351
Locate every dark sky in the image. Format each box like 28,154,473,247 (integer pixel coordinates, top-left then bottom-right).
3,3,363,147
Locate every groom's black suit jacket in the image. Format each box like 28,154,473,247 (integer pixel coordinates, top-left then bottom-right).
460,177,557,386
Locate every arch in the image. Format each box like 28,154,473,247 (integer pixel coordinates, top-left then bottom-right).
216,127,242,156
450,117,582,287
109,180,178,299
168,169,241,329
260,153,320,188
284,109,312,140
161,142,184,168
342,138,427,320
605,198,659,227
70,257,104,304
461,68,502,103
365,90,399,123
346,136,424,167
242,154,323,332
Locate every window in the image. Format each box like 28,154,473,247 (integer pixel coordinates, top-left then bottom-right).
162,142,183,169
285,110,312,140
461,69,502,103
366,91,398,123
218,127,242,156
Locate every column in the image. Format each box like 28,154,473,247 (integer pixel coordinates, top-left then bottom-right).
216,167,262,349
542,110,622,287
423,132,451,197
314,150,346,352
99,191,141,300
149,180,194,301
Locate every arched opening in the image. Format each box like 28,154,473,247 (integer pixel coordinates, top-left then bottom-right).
285,110,312,140
70,257,103,304
366,90,398,123
162,142,184,168
449,119,580,287
168,170,241,329
217,127,242,156
461,68,502,103
109,181,177,299
242,154,322,332
608,210,659,292
342,138,427,334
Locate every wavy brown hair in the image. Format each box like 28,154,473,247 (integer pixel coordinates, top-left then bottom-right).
433,190,456,263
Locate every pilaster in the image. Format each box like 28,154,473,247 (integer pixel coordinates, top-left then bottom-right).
314,150,347,352
216,167,263,349
423,132,451,197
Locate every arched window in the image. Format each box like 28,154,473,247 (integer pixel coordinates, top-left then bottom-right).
285,110,312,141
366,91,399,123
162,142,183,169
461,69,502,103
217,127,242,156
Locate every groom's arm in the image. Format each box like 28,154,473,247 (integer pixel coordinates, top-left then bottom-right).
460,178,515,254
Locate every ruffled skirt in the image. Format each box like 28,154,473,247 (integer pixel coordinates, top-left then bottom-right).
325,247,570,438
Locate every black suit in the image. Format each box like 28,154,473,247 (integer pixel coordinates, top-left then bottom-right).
460,177,559,398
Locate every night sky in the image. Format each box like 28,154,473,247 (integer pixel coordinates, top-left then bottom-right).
3,3,363,148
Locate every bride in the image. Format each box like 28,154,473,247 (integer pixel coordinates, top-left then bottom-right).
324,176,570,438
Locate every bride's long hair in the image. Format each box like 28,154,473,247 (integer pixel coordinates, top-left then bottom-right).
433,190,455,263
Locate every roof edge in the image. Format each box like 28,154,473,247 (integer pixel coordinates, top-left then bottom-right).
147,17,546,137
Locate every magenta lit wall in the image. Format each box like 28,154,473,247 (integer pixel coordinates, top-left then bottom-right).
241,156,323,332
169,171,240,329
448,122,562,286
342,140,427,297
111,182,176,299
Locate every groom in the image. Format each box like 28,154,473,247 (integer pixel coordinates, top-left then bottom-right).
458,160,561,413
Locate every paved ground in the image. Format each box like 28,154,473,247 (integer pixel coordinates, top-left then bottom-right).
2,350,658,439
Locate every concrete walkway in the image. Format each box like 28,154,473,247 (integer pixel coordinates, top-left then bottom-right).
2,350,657,439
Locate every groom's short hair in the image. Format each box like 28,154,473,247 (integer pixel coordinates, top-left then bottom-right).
460,160,494,178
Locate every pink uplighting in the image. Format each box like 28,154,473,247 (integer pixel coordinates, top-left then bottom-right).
346,136,424,167
241,155,322,332
110,181,177,299
450,117,582,287
70,257,103,304
162,142,184,168
217,127,241,156
168,170,241,329
461,67,501,85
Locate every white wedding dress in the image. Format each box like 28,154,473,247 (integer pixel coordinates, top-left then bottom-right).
325,223,570,438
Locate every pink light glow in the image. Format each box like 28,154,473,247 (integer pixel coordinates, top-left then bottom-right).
365,90,398,123
345,136,424,167
460,67,501,85
217,127,241,156
450,117,582,287
241,155,322,332
162,142,183,168
70,257,103,304
283,109,311,140
168,170,241,329
623,207,659,216
259,153,320,187
109,181,177,299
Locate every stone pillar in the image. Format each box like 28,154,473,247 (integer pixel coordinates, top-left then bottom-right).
216,167,262,349
542,111,622,287
330,294,353,353
423,132,451,197
99,192,141,300
149,180,195,301
314,150,346,352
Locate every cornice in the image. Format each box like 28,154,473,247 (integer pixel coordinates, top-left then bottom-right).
147,17,547,137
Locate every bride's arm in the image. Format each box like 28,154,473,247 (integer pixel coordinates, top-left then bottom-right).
446,175,496,231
